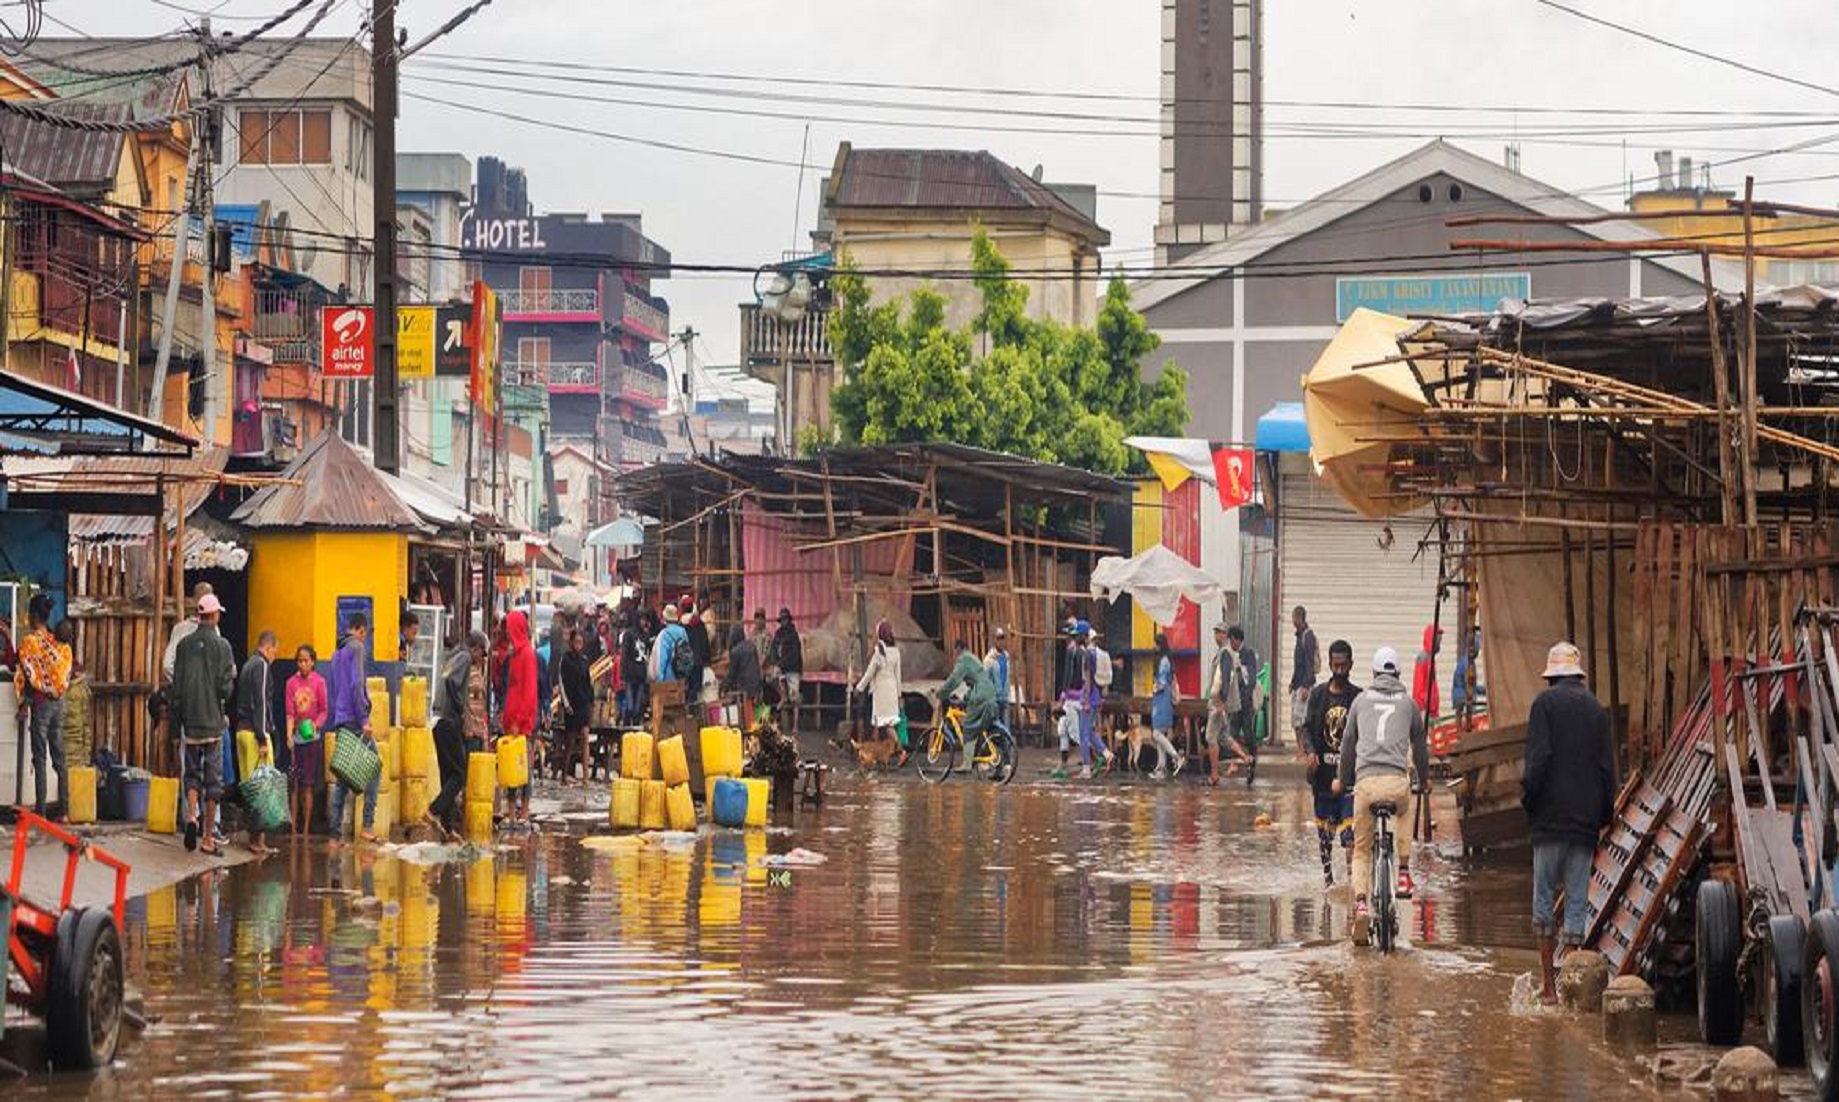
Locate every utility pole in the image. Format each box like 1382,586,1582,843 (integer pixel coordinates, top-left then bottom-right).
371,0,401,473
679,325,697,457
149,21,207,424
198,32,219,442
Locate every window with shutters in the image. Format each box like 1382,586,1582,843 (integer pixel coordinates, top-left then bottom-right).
238,108,333,165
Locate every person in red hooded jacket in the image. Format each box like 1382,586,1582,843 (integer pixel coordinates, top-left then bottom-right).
1412,624,1442,722
502,608,539,826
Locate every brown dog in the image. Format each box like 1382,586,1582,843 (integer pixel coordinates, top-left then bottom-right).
1120,723,1155,775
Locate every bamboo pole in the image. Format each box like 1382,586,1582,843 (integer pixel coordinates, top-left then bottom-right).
1742,176,1762,530
1702,251,1740,527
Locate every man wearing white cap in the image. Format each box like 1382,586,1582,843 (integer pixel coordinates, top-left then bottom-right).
1523,640,1616,1005
173,592,235,856
1334,644,1428,945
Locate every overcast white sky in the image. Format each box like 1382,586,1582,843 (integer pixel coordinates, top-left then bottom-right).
60,1,1839,390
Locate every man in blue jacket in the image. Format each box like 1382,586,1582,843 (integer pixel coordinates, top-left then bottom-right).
1522,641,1616,1005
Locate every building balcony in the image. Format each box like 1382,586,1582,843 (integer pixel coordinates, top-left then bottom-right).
545,360,601,393
740,302,832,372
616,362,669,410
616,290,670,343
500,287,600,320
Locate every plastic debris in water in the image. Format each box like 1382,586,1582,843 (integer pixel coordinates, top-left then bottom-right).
761,847,827,868
1508,971,1562,1016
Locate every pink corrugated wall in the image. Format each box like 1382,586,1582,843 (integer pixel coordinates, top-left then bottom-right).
740,501,910,635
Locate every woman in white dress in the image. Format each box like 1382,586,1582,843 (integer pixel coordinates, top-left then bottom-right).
855,619,905,766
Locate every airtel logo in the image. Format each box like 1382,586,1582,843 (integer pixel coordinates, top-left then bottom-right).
330,308,368,343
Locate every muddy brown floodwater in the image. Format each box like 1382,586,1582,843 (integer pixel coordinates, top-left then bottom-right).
14,776,1675,1100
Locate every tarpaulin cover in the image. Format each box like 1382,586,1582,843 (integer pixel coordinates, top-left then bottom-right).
1090,543,1225,627
740,499,909,641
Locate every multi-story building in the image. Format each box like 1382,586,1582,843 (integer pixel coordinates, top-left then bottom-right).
25,37,376,459
396,152,474,497
462,157,672,491
1627,149,1839,286
742,143,1107,450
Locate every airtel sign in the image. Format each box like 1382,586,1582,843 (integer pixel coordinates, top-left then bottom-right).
322,305,374,378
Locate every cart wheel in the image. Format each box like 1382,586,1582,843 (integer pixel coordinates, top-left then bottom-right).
46,906,124,1070
1697,878,1744,1046
1805,911,1839,1100
1765,914,1807,1066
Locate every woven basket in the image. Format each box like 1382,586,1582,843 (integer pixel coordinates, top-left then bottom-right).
241,765,290,831
330,729,381,793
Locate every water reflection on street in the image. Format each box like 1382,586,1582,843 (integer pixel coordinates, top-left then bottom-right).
20,778,1661,1100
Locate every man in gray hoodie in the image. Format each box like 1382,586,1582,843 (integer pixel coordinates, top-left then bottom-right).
1334,645,1429,945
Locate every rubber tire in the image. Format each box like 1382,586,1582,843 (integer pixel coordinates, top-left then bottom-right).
991,728,1017,786
1766,914,1807,1067
1804,910,1839,1100
1373,843,1397,954
45,906,125,1070
916,725,956,784
1697,878,1745,1046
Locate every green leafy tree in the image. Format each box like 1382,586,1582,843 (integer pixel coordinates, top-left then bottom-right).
827,229,1187,476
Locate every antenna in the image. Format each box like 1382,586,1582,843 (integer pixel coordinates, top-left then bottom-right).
790,122,811,252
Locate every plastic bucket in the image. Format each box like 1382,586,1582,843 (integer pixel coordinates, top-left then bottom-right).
711,777,749,828
621,732,654,780
496,735,530,788
146,775,180,834
657,735,689,786
466,751,497,804
401,725,435,779
611,777,641,829
666,783,696,831
400,774,431,825
700,727,743,778
743,778,771,828
639,779,667,830
121,776,150,823
464,799,494,843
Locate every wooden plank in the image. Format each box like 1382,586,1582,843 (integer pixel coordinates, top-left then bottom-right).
1754,809,1811,922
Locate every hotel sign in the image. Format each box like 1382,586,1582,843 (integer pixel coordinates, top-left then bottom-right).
1334,273,1531,322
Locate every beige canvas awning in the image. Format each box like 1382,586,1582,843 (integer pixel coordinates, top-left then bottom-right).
1300,307,1429,519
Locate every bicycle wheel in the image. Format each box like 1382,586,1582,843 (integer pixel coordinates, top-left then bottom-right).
916,724,957,783
1373,832,1398,954
989,727,1018,785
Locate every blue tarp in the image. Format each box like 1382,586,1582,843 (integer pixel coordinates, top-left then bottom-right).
1255,401,1310,453
216,204,262,258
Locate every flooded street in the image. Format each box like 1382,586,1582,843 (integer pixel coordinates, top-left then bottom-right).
18,775,1667,1100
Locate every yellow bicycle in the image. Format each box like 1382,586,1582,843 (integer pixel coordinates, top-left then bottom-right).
917,703,1017,785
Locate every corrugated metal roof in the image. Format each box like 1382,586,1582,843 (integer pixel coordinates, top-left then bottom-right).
0,104,133,193
230,430,423,530
829,146,1106,240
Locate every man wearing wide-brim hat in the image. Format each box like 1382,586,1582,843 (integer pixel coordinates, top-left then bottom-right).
1522,640,1616,1005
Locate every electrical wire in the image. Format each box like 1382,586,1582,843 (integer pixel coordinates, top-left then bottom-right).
403,69,1839,147
423,50,1839,119
0,0,340,131
1531,0,1839,100
398,0,495,62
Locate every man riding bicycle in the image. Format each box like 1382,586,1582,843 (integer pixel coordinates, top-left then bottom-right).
939,639,999,740
1332,646,1429,946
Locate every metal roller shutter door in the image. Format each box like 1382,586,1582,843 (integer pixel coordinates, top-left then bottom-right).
1277,472,1443,732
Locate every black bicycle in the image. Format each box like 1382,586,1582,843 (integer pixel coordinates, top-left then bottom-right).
1369,799,1401,953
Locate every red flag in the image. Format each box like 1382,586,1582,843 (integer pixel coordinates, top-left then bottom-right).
65,347,81,390
1210,445,1255,510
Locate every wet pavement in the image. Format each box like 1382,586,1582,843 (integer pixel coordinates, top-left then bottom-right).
11,774,1688,1099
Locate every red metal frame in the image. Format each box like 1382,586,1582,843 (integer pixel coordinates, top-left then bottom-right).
5,808,131,1011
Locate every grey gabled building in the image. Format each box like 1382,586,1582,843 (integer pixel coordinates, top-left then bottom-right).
1134,139,1741,726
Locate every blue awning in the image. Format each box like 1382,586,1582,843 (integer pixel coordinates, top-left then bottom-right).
0,369,196,455
1255,401,1310,453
